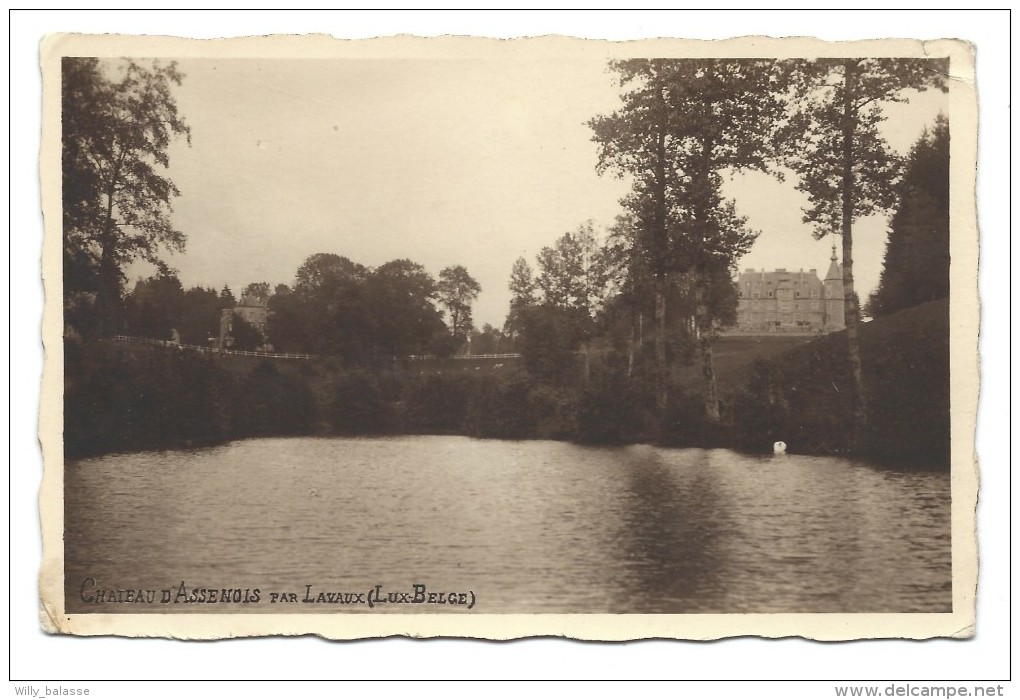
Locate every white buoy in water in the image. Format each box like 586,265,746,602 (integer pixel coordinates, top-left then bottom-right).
773,441,787,455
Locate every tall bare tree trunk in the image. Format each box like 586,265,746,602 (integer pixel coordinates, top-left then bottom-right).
700,333,720,421
627,314,635,379
841,59,868,448
97,184,119,336
694,282,720,421
651,103,670,413
97,146,126,337
654,273,667,411
691,132,722,422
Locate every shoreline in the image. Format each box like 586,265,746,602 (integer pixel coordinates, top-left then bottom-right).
63,299,950,469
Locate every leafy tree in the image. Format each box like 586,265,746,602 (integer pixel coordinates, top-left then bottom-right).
294,253,367,297
591,59,782,414
504,256,538,343
178,286,222,346
867,114,950,317
785,57,947,444
517,305,582,385
367,259,446,358
123,275,185,341
590,59,674,397
242,281,271,303
269,254,448,361
534,223,617,380
601,213,656,379
509,257,538,304
266,284,314,354
535,223,615,318
470,324,505,355
288,253,372,359
229,314,264,351
61,58,191,335
437,265,482,344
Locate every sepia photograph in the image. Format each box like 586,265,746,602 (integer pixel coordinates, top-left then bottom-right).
38,30,978,643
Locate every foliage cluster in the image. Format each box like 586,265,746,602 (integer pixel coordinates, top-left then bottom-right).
65,344,322,459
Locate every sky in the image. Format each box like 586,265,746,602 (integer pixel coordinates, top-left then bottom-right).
126,53,946,328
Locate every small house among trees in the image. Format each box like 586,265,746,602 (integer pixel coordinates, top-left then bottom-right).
217,293,270,350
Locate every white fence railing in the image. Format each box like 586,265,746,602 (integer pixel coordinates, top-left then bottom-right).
111,335,313,360
405,353,522,361
112,336,524,363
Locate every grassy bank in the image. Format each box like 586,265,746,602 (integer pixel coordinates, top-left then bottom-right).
726,299,950,464
64,300,949,465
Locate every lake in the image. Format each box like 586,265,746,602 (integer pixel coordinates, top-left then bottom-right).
64,436,951,614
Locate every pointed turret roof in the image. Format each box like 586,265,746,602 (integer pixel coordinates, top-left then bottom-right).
824,244,842,281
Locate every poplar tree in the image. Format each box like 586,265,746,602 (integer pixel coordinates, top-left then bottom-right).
590,60,677,409
785,57,947,444
591,59,785,416
504,256,537,342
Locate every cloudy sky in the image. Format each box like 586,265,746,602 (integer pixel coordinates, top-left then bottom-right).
127,53,946,327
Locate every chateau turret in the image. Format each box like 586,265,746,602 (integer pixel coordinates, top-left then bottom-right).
823,245,845,331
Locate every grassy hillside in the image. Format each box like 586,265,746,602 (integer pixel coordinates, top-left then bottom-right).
672,335,814,394
726,299,950,464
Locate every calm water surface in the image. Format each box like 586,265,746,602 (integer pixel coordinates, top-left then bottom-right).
65,436,951,613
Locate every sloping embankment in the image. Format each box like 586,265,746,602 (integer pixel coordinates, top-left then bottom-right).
727,299,951,464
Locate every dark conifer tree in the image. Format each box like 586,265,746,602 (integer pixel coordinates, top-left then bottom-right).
868,115,950,317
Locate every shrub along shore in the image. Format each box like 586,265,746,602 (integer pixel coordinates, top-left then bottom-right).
64,300,949,467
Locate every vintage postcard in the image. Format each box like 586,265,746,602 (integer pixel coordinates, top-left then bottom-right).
39,32,978,640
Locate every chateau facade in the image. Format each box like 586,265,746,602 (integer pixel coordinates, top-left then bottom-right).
217,294,270,348
730,248,845,335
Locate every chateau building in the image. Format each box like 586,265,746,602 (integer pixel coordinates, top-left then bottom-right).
231,293,269,333
216,294,270,348
729,247,845,335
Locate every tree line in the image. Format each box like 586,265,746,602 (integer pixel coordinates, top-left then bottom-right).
268,254,480,360
62,56,950,455
119,254,482,361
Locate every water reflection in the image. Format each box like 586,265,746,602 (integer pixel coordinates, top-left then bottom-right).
65,436,951,614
